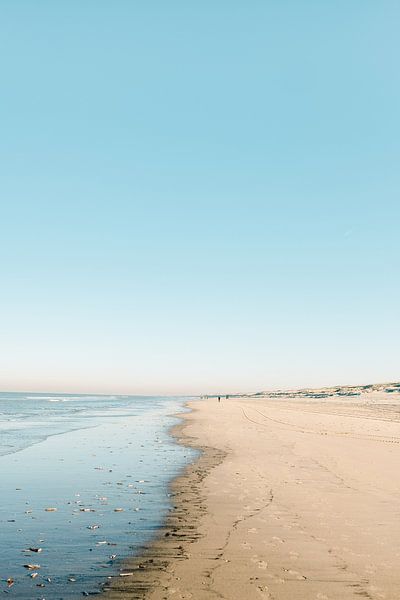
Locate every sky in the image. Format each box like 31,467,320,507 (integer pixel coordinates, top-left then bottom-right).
0,1,399,395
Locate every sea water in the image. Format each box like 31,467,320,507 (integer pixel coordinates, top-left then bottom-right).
0,392,198,598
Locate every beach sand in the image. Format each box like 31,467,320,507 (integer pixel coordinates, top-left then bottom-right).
104,387,400,599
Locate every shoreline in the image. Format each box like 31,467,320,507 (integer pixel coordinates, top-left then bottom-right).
103,400,225,599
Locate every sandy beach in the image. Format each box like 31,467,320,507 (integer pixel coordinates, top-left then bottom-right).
104,385,400,600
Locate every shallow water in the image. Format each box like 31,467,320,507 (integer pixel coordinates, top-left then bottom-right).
0,393,197,598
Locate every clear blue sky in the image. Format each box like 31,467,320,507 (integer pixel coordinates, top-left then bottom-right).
1,1,399,394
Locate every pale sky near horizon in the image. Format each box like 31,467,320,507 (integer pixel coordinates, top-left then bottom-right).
1,1,399,395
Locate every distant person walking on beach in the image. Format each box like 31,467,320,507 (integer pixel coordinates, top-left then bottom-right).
218,396,221,402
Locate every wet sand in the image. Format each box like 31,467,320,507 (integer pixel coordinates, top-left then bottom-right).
104,388,400,600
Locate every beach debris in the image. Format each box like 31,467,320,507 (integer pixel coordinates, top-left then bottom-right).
30,572,39,579
87,524,100,530
96,541,108,545
24,564,41,570
45,507,57,512
109,554,117,560
113,508,124,512
68,577,76,582
6,578,14,588
28,547,42,553
80,508,94,512
119,572,134,577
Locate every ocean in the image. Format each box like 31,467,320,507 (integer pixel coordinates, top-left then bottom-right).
0,392,197,598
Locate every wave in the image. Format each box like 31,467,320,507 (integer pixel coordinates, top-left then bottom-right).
25,395,118,402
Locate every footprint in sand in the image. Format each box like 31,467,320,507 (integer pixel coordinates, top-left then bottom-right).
241,542,252,550
316,593,329,600
285,569,306,580
258,560,268,569
248,527,258,534
256,585,272,598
